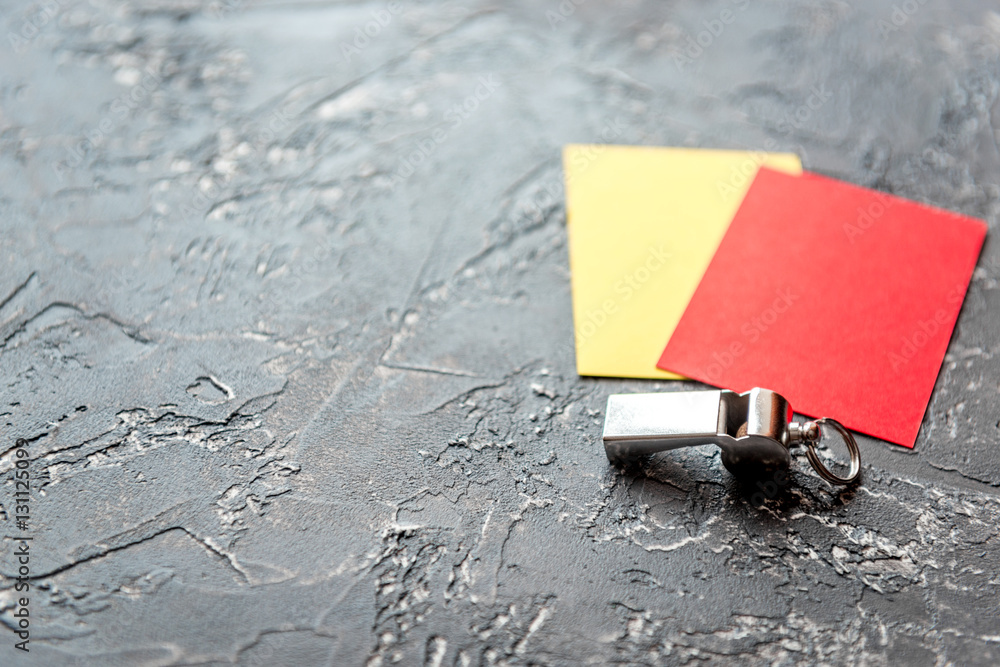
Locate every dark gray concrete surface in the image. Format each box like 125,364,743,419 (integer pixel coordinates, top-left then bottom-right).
1,0,999,664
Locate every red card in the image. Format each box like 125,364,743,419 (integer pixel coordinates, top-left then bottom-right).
658,168,987,447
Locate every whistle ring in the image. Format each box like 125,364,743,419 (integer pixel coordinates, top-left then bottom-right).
803,418,861,486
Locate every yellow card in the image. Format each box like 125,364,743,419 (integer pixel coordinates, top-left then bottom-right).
563,145,802,379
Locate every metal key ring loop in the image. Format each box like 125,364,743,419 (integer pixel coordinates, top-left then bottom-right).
804,418,861,486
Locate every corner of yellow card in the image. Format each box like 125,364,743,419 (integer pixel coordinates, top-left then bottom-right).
563,145,802,380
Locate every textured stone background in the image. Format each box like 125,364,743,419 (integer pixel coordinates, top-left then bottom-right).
1,0,999,664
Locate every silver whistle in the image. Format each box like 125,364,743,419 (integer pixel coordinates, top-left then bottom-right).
602,388,860,485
